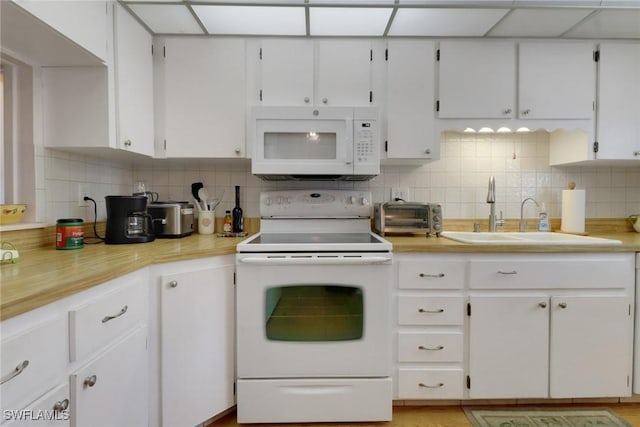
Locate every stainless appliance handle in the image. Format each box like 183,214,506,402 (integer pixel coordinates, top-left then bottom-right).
239,256,391,265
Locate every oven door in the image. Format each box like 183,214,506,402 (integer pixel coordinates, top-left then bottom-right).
236,253,392,378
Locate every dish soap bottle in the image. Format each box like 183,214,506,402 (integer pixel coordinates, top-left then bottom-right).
223,210,232,233
232,185,243,233
538,202,550,232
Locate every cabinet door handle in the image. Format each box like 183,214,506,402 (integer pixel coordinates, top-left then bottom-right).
0,360,29,385
418,345,444,351
538,302,547,308
503,108,512,115
322,98,328,104
521,109,531,116
418,308,444,314
53,399,69,412
633,151,640,157
497,270,518,275
169,280,178,288
419,273,445,278
304,97,310,104
84,375,97,388
124,139,132,147
102,305,128,323
234,147,241,155
418,382,444,388
425,148,431,155
558,302,568,309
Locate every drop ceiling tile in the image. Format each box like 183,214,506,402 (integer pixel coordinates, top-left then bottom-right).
388,8,510,36
398,0,514,4
193,5,306,35
128,4,203,34
309,7,393,36
514,0,601,5
564,9,640,38
310,0,395,4
600,0,640,6
195,0,305,3
489,9,594,37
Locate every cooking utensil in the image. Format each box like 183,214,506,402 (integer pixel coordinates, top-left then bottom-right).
208,189,225,212
198,188,210,210
191,183,204,202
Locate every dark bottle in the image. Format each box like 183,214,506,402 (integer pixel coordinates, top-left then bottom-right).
232,185,243,232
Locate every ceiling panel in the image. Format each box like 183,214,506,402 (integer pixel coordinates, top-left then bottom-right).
489,9,595,37
514,0,601,5
193,5,306,35
600,0,640,6
564,9,640,37
388,8,510,36
128,4,203,34
398,1,514,5
309,7,393,36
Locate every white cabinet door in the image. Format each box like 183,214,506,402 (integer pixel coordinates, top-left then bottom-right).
159,264,235,427
550,295,633,398
437,41,515,119
386,40,437,160
468,295,549,398
70,326,148,427
317,40,372,106
161,38,246,158
113,3,154,157
519,42,595,120
260,39,314,106
596,42,640,161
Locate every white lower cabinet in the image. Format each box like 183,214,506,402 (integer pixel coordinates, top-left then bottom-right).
70,327,148,427
151,256,235,427
4,383,70,427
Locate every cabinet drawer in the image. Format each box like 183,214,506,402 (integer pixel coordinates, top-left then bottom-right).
398,296,464,326
397,368,464,399
469,254,634,289
69,272,147,362
0,315,67,414
397,332,463,363
5,383,70,426
398,260,465,290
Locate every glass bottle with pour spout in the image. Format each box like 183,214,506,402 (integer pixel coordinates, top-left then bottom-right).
232,185,243,232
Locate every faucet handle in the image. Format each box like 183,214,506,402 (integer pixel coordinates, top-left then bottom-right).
496,210,505,228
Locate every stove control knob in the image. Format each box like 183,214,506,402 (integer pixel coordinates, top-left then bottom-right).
276,196,283,204
360,197,370,206
285,197,291,204
348,196,356,204
265,197,272,206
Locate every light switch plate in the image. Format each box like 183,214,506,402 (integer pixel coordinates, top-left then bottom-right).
391,187,410,202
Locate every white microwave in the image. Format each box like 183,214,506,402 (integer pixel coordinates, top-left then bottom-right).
251,106,380,181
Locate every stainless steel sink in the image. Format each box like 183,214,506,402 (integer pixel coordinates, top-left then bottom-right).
441,231,622,246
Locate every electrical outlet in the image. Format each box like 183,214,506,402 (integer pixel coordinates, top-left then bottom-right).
78,184,89,207
391,187,410,202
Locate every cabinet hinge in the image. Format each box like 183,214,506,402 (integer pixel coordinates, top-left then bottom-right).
467,303,471,316
370,49,373,62
436,49,440,61
385,48,388,61
436,100,440,112
628,376,630,388
259,89,263,102
151,44,154,56
369,91,373,103
466,375,471,389
384,141,388,153
163,45,166,58
233,382,236,396
629,304,632,317
594,50,600,62
234,272,237,285
163,140,166,151
259,47,262,60
593,141,599,153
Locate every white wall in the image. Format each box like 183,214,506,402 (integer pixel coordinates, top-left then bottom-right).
41,131,640,225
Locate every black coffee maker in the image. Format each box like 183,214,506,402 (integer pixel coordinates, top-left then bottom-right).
105,196,155,244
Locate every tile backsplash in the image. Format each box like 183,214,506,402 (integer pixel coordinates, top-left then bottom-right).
40,131,640,225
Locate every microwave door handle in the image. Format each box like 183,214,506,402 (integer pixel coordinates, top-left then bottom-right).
345,118,353,166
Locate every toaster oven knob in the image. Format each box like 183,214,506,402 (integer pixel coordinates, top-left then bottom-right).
348,196,356,204
265,197,272,206
360,197,369,206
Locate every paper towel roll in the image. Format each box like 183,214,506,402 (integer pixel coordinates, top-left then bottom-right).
561,189,586,234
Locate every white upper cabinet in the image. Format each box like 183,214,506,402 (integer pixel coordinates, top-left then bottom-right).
437,41,516,119
113,3,154,157
317,40,373,106
159,38,246,158
385,40,438,160
12,0,109,62
260,39,314,106
596,42,640,161
518,41,595,120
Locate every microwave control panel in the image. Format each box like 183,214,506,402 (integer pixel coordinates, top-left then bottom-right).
354,120,376,164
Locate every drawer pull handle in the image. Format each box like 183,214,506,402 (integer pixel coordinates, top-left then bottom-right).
419,273,445,278
418,308,444,314
418,382,444,388
102,305,128,323
84,375,97,388
169,280,178,288
418,345,444,351
0,360,29,385
53,399,69,412
497,270,518,275
558,302,568,309
539,302,547,308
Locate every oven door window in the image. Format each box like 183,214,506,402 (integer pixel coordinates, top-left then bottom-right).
265,285,363,342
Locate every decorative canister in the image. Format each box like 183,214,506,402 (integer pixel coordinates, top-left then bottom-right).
56,218,84,250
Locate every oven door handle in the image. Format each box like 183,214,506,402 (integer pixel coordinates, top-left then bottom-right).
238,256,391,265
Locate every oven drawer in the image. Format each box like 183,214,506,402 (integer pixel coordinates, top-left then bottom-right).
398,260,466,290
397,296,465,326
397,332,463,363
397,368,464,399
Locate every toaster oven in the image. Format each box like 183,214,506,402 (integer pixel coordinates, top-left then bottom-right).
147,202,194,238
374,202,442,237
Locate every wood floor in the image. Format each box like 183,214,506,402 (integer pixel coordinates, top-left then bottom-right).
208,403,640,427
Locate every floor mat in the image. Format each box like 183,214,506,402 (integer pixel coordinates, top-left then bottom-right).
464,407,632,427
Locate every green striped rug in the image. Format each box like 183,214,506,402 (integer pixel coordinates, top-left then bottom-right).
464,407,631,427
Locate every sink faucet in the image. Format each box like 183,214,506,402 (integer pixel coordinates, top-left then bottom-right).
519,197,539,232
487,176,504,232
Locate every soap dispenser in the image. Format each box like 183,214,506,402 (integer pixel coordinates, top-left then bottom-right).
538,202,550,232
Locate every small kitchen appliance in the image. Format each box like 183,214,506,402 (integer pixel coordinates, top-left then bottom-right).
147,202,194,238
105,196,155,244
236,190,392,424
374,201,443,237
